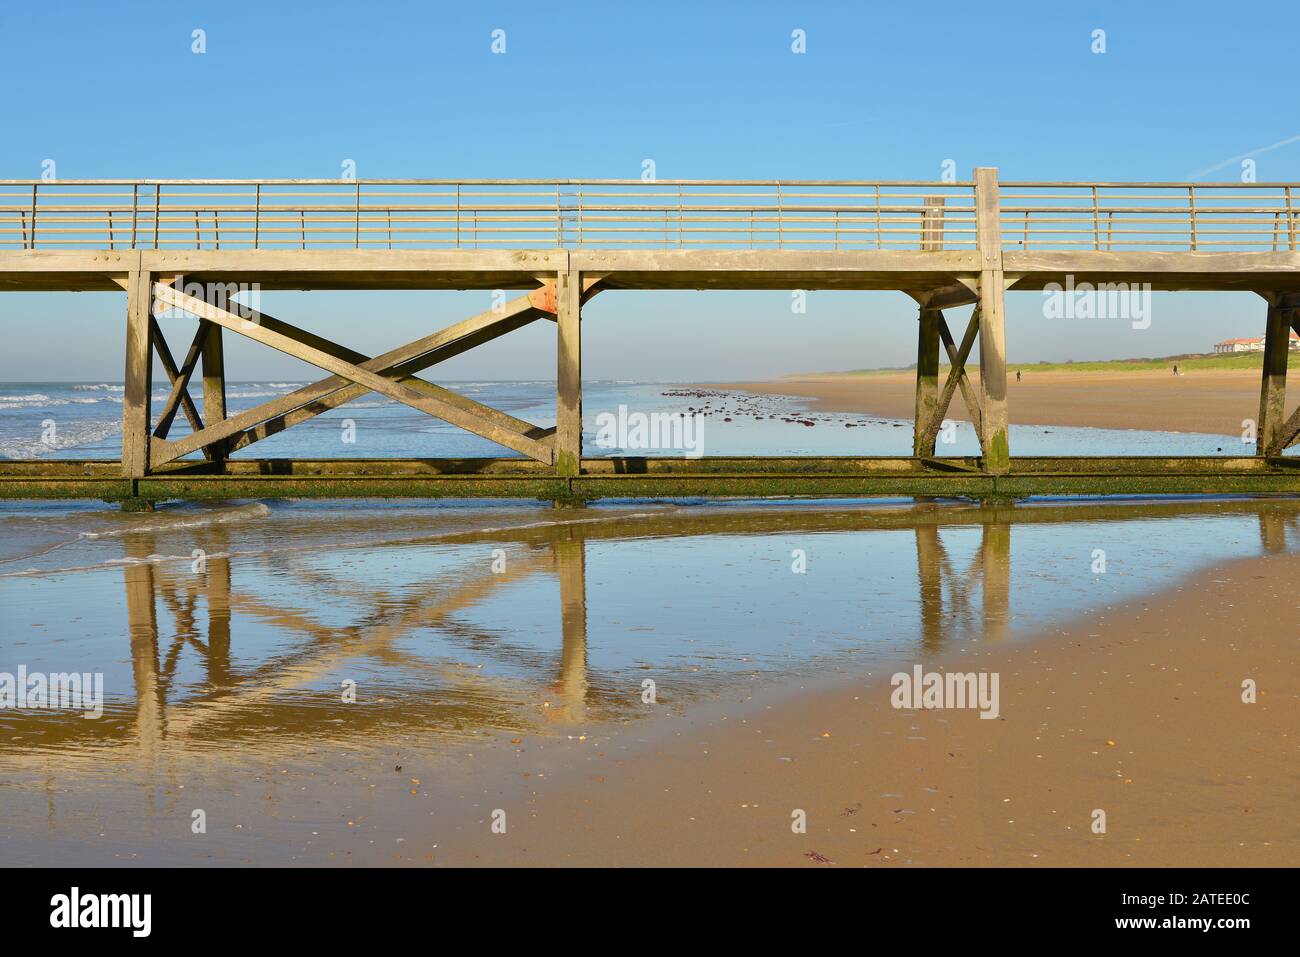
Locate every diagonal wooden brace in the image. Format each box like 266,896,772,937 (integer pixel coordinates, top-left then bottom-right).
917,307,984,453
151,285,556,464
150,317,209,444
227,295,555,454
152,283,559,462
151,288,556,465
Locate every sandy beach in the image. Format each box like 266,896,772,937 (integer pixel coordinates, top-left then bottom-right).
424,549,1298,867
713,368,1300,437
4,506,1293,868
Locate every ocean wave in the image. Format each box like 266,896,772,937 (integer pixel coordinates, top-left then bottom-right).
73,384,125,392
0,419,121,458
0,551,233,579
78,502,271,539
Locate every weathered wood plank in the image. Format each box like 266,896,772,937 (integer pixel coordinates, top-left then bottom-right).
917,308,983,453
202,321,227,462
975,168,1010,473
121,267,153,478
913,306,941,456
149,318,207,443
153,285,555,464
1259,294,1298,453
153,290,549,464
555,268,582,476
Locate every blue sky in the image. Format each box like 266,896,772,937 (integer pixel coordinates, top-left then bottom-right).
2,0,1298,380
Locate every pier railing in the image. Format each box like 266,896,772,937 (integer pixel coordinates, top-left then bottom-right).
0,178,1296,253
1001,182,1299,252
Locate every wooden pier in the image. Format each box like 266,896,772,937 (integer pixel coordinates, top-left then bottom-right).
3,168,1300,503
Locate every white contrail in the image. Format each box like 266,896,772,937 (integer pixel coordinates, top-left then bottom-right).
1186,134,1300,179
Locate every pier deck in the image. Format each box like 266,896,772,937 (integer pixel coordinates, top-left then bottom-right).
3,170,1300,502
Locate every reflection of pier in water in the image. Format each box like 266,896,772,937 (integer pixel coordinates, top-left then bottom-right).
115,523,610,755
4,497,1300,762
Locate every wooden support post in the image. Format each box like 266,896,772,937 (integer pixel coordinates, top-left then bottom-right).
202,321,227,465
555,268,583,477
1257,293,1291,456
915,195,946,455
974,168,1010,473
121,267,153,478
914,306,941,456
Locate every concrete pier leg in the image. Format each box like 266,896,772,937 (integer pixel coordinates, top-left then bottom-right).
121,267,153,479
556,268,583,478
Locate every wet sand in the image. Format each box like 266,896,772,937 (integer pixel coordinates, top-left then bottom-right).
426,550,1297,866
712,369,1300,436
1,501,1295,867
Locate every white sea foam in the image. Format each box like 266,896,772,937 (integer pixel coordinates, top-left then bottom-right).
78,502,271,539
0,419,121,458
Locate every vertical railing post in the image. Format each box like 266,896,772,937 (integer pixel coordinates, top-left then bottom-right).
921,195,944,251
1287,186,1295,252
1091,185,1100,250
354,180,361,249
1189,186,1198,251
875,185,882,249
677,184,683,249
974,167,1009,474
29,184,37,249
152,184,161,249
131,183,138,249
776,182,784,249
253,183,261,249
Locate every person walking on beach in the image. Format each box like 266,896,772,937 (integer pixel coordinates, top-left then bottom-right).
1173,363,1179,376
1016,369,1021,383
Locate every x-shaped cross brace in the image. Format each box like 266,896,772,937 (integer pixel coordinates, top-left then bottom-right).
150,282,572,467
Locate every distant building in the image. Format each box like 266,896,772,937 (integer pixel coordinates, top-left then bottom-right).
1213,332,1300,353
